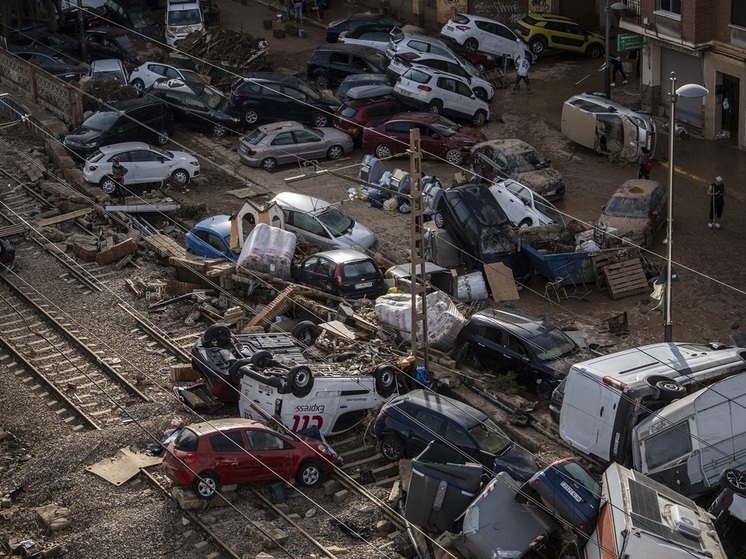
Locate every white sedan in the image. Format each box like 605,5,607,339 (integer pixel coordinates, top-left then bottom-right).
489,179,564,228
128,61,206,94
82,142,200,190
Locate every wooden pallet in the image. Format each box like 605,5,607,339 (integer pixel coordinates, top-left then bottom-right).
603,258,649,300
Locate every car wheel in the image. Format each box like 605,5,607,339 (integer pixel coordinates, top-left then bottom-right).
535,379,554,401
99,176,118,194
260,157,278,172
250,350,274,369
229,358,252,385
297,459,323,487
155,129,170,145
171,169,190,185
292,320,319,345
312,113,330,127
380,434,405,461
464,38,479,53
586,43,603,59
655,379,686,400
212,123,227,137
243,109,259,125
530,36,547,56
193,471,219,499
473,87,488,102
719,469,746,495
131,78,145,95
428,100,442,115
472,110,487,127
374,365,396,397
375,144,393,159
518,218,532,228
434,211,445,229
462,349,482,370
326,145,344,160
288,365,314,397
315,72,330,89
445,149,463,165
475,63,487,74
203,324,231,348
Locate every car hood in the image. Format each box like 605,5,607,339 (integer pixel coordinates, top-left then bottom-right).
64,127,103,145
450,127,488,146
493,443,539,482
169,151,200,165
339,221,377,250
317,127,353,143
515,168,562,197
597,214,647,239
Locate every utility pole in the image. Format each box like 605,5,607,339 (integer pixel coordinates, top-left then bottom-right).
78,0,88,62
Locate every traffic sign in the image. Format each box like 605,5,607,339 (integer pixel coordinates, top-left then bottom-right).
617,33,642,51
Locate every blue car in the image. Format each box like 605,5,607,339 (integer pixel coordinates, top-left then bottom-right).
184,215,239,262
517,457,601,537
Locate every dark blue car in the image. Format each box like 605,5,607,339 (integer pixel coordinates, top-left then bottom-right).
184,215,238,262
374,389,539,481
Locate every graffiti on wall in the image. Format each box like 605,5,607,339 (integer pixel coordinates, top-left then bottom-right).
468,0,531,24
437,0,469,24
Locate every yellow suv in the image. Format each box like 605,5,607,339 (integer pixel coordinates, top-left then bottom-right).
516,14,604,58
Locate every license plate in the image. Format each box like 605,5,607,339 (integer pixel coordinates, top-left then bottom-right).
446,25,454,31
355,282,373,289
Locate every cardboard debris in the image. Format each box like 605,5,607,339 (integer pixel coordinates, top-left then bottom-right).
86,447,162,486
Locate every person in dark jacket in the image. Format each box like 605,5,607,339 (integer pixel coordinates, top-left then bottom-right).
707,176,725,229
637,147,651,179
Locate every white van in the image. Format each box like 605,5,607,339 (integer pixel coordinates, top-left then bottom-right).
561,92,656,162
165,0,204,47
631,372,746,498
559,342,746,465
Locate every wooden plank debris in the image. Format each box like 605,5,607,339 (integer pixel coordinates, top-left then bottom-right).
247,285,297,328
603,258,649,300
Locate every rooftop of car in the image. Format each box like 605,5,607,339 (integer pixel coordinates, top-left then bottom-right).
393,31,449,46
185,417,266,436
309,249,373,263
85,25,134,36
314,43,387,54
257,121,306,132
612,179,663,198
95,141,158,153
90,59,125,70
567,92,642,114
520,13,575,23
389,389,487,428
193,214,232,236
372,112,448,125
345,84,394,100
469,308,557,338
472,138,535,154
104,97,166,111
272,192,330,214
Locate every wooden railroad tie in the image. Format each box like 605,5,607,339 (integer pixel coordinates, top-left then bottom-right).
603,258,649,300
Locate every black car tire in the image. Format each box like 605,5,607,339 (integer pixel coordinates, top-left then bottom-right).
428,100,442,115
472,110,487,127
315,72,330,90
464,38,479,52
229,358,252,385
312,112,330,127
375,144,393,159
250,350,274,368
475,62,487,74
327,145,344,160
243,109,259,125
518,218,532,228
530,36,547,55
212,123,227,137
171,169,190,184
473,87,488,101
380,434,405,461
535,379,554,401
131,78,145,95
193,471,219,499
297,459,323,487
655,379,686,400
719,468,746,495
445,149,463,165
292,320,319,345
586,43,603,59
288,365,314,397
434,211,445,229
203,324,231,348
155,128,170,145
374,365,396,397
261,157,278,172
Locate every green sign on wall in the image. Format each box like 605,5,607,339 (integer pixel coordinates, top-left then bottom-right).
617,33,643,51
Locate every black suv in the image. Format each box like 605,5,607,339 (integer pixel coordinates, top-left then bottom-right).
63,98,174,161
456,308,579,400
10,46,88,82
102,0,162,41
307,44,389,90
432,183,532,283
84,26,154,64
374,389,539,481
325,12,405,43
229,72,341,128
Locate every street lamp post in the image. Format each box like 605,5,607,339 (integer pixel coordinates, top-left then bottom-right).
604,1,628,99
663,72,708,342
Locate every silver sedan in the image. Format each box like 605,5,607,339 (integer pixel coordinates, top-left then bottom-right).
238,121,354,172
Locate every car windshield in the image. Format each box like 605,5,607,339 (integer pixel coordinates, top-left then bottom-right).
430,116,460,137
82,111,119,131
530,327,577,362
337,105,358,118
604,195,649,218
317,206,354,237
130,10,157,27
112,34,133,49
243,129,267,145
296,81,322,100
169,8,201,25
92,70,125,81
368,50,390,70
561,461,602,498
88,149,105,163
198,85,226,110
481,227,515,257
469,417,512,454
510,150,550,173
535,198,564,225
180,69,206,86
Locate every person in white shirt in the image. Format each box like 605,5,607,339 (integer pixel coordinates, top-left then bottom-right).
512,56,531,94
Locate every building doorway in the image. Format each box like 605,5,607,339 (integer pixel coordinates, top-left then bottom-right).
716,74,739,145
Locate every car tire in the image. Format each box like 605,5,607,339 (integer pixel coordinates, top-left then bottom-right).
434,211,445,229
297,459,323,487
229,358,252,385
193,471,219,499
518,218,532,228
171,168,190,185
327,145,344,160
655,379,686,400
288,365,314,397
250,350,274,369
260,157,278,172
212,123,227,137
203,324,231,348
428,100,442,115
473,87,488,102
472,110,487,127
131,78,145,95
315,72,330,90
155,128,170,145
99,176,118,194
530,36,547,56
243,109,259,125
312,112,330,127
464,38,479,53
292,320,319,345
375,144,393,159
535,379,554,401
475,62,487,74
445,149,463,165
719,468,746,495
586,43,603,59
374,365,396,398
380,434,405,461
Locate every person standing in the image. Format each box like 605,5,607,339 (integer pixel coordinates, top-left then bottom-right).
512,55,531,94
610,54,628,87
315,0,325,20
110,157,128,203
293,0,304,23
637,147,652,179
708,176,725,229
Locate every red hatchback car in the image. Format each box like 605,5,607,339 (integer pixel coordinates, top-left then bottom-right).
162,418,338,499
333,87,408,145
361,112,486,165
